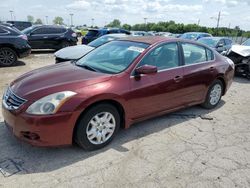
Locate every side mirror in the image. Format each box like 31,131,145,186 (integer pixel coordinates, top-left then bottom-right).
135,65,157,75
217,43,224,47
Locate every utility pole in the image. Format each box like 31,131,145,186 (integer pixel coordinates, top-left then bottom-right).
216,11,221,30
144,17,147,31
197,19,200,26
69,13,74,27
228,23,231,29
45,16,48,25
91,18,94,27
9,10,14,21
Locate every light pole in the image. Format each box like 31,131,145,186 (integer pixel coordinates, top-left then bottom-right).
9,10,14,21
210,11,221,35
91,18,94,27
69,13,74,27
45,16,48,25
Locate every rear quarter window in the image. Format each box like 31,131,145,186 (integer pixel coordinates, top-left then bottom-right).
182,43,207,65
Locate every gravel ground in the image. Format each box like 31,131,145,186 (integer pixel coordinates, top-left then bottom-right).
0,52,250,188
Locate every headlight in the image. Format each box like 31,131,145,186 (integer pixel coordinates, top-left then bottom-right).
26,91,76,115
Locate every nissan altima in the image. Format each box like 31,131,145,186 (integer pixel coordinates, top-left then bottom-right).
2,36,234,150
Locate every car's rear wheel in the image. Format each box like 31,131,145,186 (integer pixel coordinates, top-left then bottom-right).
74,103,120,150
0,47,17,66
202,80,223,109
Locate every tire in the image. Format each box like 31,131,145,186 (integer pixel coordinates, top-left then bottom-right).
202,80,224,109
74,103,120,150
0,47,17,66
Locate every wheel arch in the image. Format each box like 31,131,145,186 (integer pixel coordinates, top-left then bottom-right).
216,76,226,96
72,99,126,142
0,44,19,58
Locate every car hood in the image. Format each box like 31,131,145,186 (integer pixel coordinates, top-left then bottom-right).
10,62,111,100
54,45,95,60
230,45,250,57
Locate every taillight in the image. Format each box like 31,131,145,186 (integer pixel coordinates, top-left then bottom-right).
19,34,28,40
72,32,77,37
225,57,235,70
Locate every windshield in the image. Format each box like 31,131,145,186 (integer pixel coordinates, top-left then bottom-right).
242,39,250,46
88,35,117,47
181,33,198,40
198,38,219,47
76,41,149,74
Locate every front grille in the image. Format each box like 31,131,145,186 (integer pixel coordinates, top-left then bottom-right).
3,87,27,110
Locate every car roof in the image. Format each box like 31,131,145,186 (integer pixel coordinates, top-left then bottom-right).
118,36,175,45
200,37,231,40
31,25,66,29
184,32,211,35
103,33,129,38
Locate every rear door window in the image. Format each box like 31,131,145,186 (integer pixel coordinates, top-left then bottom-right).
225,39,232,45
86,30,99,37
182,43,207,65
32,28,49,35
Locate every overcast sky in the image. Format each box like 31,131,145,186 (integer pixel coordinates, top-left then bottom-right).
0,0,250,30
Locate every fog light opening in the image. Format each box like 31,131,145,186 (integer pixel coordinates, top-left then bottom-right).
21,131,40,140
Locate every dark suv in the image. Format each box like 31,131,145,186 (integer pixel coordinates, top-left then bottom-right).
0,24,31,66
6,21,32,31
82,28,130,44
22,25,78,50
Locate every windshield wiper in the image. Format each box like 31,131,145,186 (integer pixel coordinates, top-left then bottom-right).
76,63,98,72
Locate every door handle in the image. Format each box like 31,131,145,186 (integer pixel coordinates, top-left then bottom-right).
43,36,48,39
174,75,183,82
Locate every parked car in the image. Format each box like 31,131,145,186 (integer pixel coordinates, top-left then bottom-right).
72,27,82,37
55,33,130,63
198,37,232,53
82,28,130,44
2,36,234,150
180,32,212,41
226,38,250,79
6,21,32,31
22,25,77,50
0,24,31,66
131,31,154,36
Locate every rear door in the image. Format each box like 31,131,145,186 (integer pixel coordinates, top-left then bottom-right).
128,42,185,119
28,28,49,49
180,42,216,105
45,27,67,48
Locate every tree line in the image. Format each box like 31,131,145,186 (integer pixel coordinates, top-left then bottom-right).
27,15,64,25
26,15,250,38
106,19,250,38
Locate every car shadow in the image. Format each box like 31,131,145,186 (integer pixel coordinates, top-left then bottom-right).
31,50,56,54
0,101,225,176
233,76,250,84
0,61,26,68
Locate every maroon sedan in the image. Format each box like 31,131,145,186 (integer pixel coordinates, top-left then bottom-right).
2,37,234,150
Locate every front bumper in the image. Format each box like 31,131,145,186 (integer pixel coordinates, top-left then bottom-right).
2,106,80,147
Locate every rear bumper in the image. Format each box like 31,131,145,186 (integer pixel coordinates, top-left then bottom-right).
2,105,80,147
17,45,31,58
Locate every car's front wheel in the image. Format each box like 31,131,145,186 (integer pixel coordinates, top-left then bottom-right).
0,47,17,66
202,80,224,109
74,103,120,150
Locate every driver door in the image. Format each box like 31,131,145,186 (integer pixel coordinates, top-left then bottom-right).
127,42,185,120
